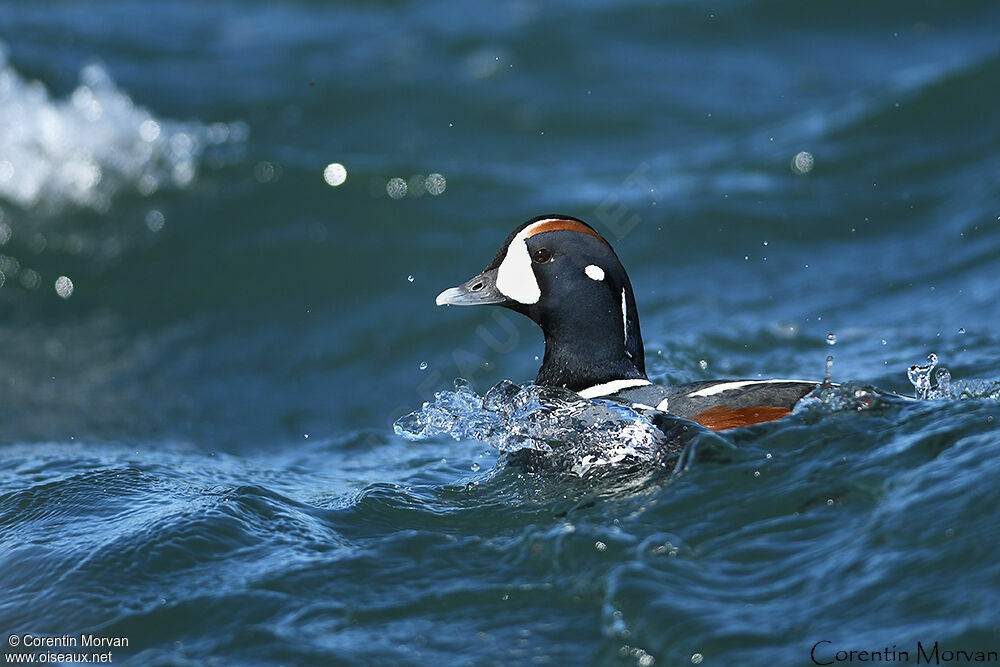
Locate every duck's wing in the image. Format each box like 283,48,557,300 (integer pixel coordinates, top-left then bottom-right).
660,379,819,430
606,379,820,431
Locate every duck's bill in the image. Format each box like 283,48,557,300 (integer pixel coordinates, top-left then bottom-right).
435,269,507,306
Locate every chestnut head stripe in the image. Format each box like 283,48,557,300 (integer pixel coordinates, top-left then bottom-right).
523,219,608,245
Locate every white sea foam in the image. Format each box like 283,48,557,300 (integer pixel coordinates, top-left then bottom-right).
0,42,246,213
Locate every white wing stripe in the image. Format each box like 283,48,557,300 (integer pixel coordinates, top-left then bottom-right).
686,379,815,398
577,378,652,399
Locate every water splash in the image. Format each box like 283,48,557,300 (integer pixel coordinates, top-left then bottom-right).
794,381,889,417
823,355,835,388
0,42,246,213
907,353,938,399
394,379,696,476
934,368,952,397
907,353,1000,400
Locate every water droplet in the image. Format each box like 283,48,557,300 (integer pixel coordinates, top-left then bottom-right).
470,462,480,472
425,173,447,196
791,151,814,175
958,327,966,334
254,161,276,183
20,269,40,289
826,333,837,346
691,654,704,665
698,359,708,370
323,162,347,186
407,275,414,283
765,453,772,459
595,541,607,552
1,256,21,278
753,470,760,478
827,499,834,506
823,355,834,386
145,209,165,232
386,177,407,199
881,339,887,345
54,275,74,299
418,361,428,371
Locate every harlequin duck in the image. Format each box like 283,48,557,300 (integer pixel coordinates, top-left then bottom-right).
435,214,820,431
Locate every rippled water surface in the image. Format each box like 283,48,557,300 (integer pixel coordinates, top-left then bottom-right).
2,1,999,664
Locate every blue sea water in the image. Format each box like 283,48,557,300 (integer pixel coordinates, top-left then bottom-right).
1,1,999,664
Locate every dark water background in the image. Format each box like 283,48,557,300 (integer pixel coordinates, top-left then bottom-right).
2,1,999,664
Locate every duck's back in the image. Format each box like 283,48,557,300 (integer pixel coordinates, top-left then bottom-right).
594,379,820,431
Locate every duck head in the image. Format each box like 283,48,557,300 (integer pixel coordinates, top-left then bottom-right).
436,215,646,391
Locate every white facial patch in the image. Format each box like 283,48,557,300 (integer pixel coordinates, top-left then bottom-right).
495,228,540,304
495,219,561,305
584,264,605,281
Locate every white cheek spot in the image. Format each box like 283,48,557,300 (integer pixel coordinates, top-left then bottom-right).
495,228,540,304
584,264,605,281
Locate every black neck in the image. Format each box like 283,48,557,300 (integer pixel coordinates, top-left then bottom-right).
534,304,646,391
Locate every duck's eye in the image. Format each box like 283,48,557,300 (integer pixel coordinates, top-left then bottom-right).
532,248,552,263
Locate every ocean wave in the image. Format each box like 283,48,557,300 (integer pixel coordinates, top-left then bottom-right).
0,42,246,213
